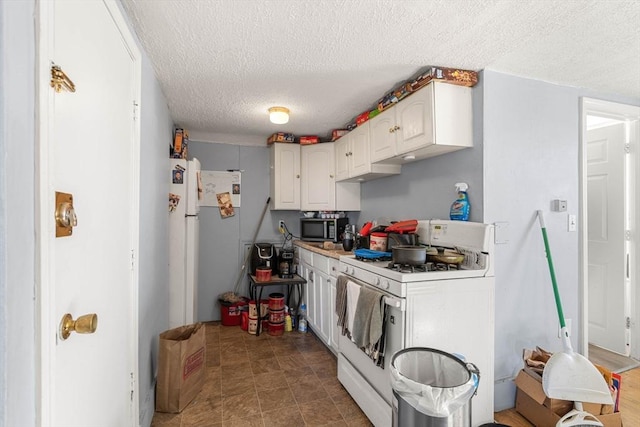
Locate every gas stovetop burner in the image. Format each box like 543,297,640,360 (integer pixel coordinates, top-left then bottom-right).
386,261,460,273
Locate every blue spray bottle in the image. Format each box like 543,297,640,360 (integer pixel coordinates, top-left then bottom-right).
449,182,470,221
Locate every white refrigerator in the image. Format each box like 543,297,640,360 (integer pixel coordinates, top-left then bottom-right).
169,157,201,328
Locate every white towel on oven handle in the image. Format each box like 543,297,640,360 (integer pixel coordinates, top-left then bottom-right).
346,280,360,336
352,286,384,348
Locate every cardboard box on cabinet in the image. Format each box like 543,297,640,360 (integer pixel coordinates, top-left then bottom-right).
514,368,622,427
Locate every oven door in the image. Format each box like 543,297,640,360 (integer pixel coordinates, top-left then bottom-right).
337,282,405,426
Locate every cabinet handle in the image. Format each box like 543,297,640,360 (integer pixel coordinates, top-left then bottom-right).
296,174,300,178
389,127,394,133
349,151,353,156
329,174,334,178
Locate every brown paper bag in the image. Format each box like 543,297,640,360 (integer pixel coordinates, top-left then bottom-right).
156,323,206,413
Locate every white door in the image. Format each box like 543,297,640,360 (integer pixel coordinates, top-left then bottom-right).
38,1,140,425
587,122,628,355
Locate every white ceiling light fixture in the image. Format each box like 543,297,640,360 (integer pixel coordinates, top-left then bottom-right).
269,106,290,124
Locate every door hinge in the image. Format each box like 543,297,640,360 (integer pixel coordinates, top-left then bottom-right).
626,317,631,329
624,143,631,154
625,230,631,241
50,64,76,93
131,249,135,271
133,101,139,121
130,372,135,402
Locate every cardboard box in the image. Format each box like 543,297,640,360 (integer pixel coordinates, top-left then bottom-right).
172,128,189,159
267,132,296,145
515,369,622,427
406,66,478,92
299,135,319,145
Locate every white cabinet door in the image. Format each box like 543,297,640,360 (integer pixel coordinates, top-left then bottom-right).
270,143,301,210
395,84,434,155
306,266,317,330
348,122,371,177
329,276,340,352
370,82,472,164
314,269,331,345
301,144,336,211
369,107,397,162
334,137,350,181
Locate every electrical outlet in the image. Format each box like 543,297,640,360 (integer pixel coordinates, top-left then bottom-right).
278,220,285,233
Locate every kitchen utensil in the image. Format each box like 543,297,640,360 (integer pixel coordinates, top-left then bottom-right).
360,221,373,237
231,197,270,296
536,210,613,407
392,245,427,265
385,219,418,234
386,233,418,251
426,247,465,265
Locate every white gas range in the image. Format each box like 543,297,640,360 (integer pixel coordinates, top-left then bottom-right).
336,220,495,426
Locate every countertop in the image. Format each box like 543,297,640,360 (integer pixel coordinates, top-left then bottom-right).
293,240,354,260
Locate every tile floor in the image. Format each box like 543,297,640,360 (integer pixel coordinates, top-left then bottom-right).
151,322,373,426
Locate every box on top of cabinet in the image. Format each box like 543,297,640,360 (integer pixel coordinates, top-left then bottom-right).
406,66,478,92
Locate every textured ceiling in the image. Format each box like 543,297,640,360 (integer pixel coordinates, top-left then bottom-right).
121,0,640,146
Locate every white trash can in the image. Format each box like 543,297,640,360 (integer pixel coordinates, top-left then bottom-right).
390,348,479,427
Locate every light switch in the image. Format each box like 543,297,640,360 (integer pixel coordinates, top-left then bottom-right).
568,214,577,232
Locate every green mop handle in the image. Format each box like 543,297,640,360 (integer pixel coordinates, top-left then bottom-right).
537,210,566,329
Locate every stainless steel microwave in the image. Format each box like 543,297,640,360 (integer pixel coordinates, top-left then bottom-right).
300,217,349,243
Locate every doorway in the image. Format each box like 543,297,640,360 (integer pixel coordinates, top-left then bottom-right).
580,98,640,364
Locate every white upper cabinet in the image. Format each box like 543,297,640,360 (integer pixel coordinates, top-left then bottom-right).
370,82,473,165
270,143,300,210
301,143,336,211
301,143,361,211
335,122,401,183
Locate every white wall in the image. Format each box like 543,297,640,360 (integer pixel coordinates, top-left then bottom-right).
482,70,640,410
137,55,173,426
1,1,37,424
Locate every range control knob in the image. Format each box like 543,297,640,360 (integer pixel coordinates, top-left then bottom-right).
380,280,390,290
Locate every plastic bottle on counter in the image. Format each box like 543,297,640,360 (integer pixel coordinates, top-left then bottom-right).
450,182,470,221
284,313,292,332
298,303,307,333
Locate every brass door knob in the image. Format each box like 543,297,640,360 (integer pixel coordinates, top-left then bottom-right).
59,313,98,340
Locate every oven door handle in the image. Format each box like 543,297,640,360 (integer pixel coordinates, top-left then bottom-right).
384,296,405,311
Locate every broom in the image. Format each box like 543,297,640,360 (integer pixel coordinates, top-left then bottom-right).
537,210,612,427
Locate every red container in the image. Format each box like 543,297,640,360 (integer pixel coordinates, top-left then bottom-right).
241,310,249,331
268,321,284,336
221,300,247,326
269,308,285,324
256,267,272,282
269,293,285,310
